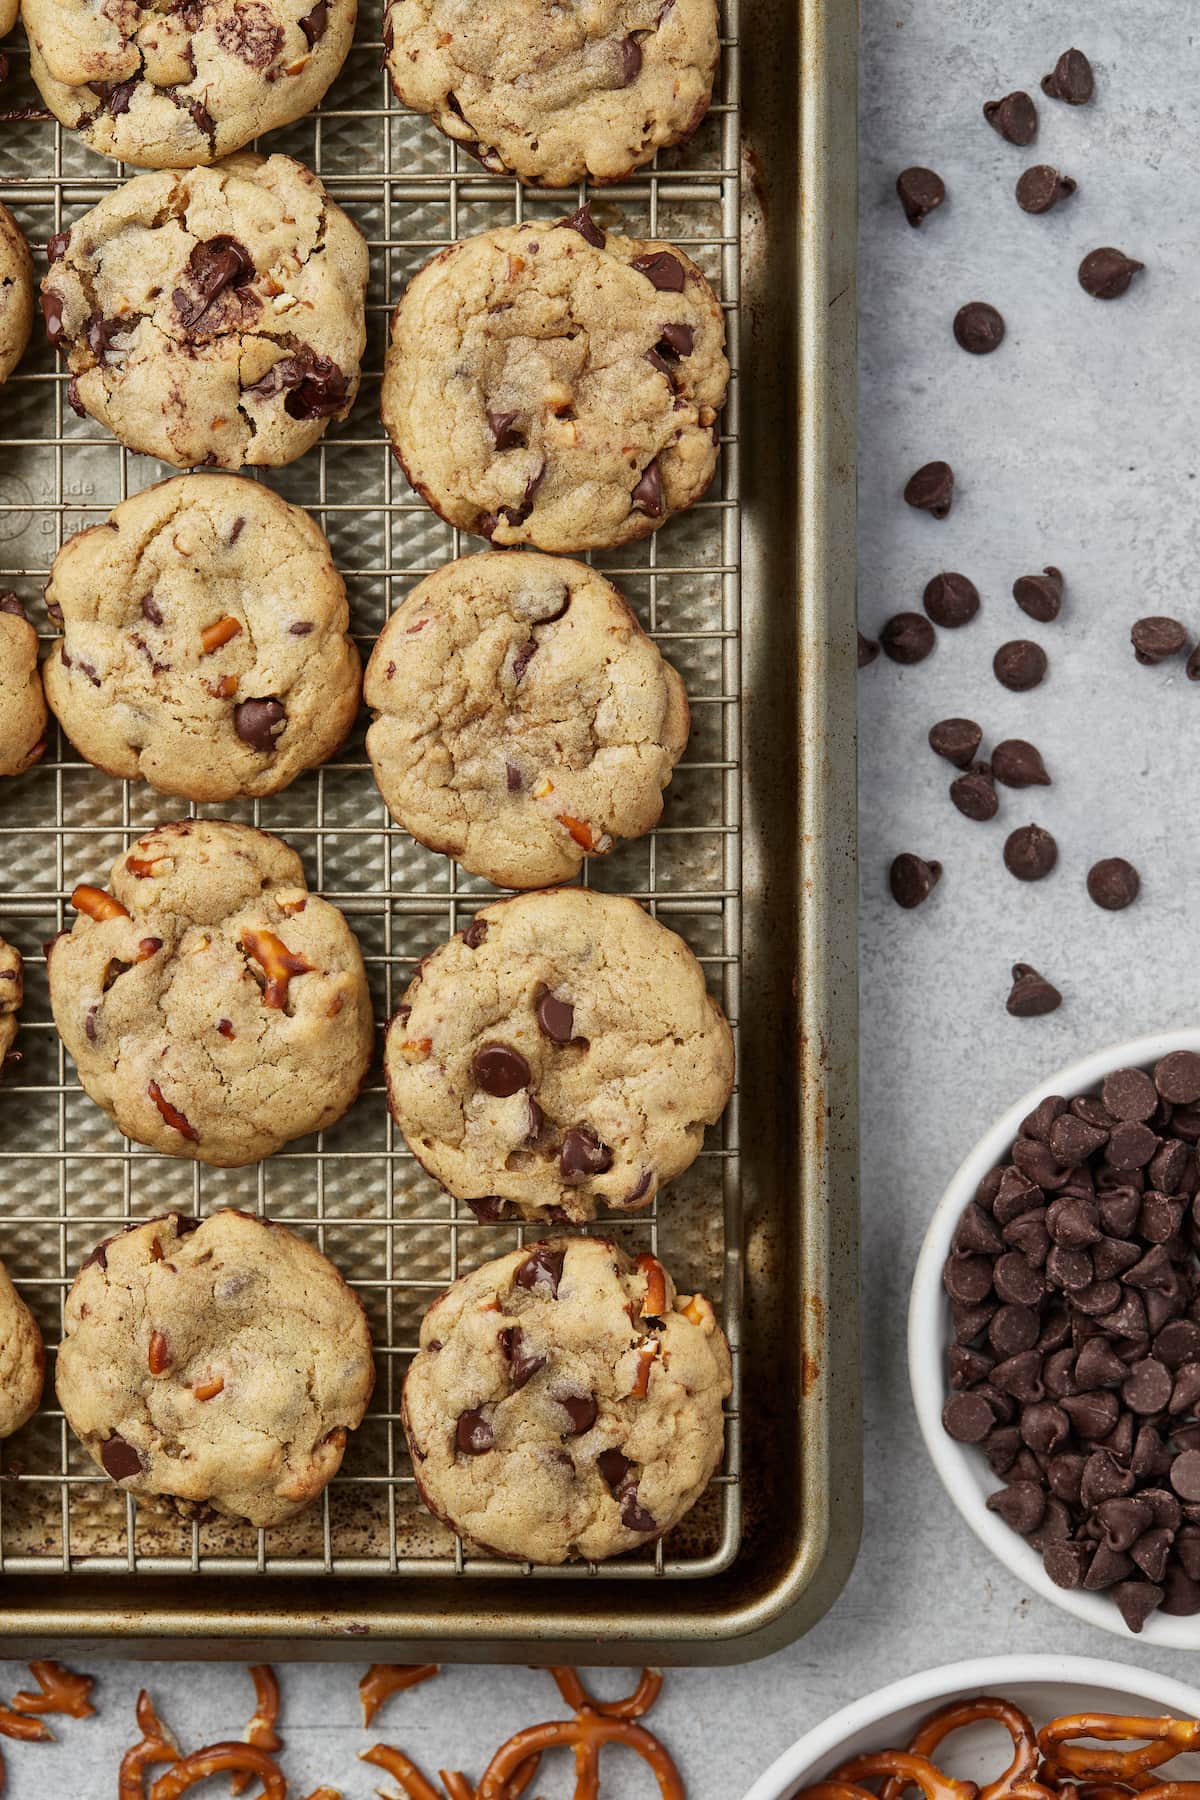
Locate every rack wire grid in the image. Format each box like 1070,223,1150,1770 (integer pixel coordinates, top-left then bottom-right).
0,0,743,1585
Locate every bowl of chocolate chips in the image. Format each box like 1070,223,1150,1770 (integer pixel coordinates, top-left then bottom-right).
911,1029,1200,1642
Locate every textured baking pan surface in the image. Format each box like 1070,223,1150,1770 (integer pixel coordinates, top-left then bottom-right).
0,0,860,1660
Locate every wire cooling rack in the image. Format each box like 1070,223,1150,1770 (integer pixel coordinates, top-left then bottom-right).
0,0,742,1583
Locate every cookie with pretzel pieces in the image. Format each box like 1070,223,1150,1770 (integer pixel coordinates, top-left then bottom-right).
47,820,373,1165
403,1235,731,1562
0,203,32,385
22,0,356,169
0,597,48,778
0,934,22,1083
57,1210,374,1525
0,1256,44,1439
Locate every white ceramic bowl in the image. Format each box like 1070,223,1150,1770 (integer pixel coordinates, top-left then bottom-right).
910,1028,1200,1648
741,1653,1200,1800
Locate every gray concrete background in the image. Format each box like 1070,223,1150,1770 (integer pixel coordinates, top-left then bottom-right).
7,0,1200,1792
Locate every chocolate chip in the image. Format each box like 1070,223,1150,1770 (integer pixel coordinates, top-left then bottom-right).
620,1488,656,1533
1123,1357,1174,1414
881,612,935,663
560,1126,612,1180
659,322,694,357
630,251,685,291
559,1393,598,1434
984,91,1038,145
923,572,980,628
1004,824,1057,882
1131,616,1187,665
951,765,998,822
1042,48,1094,105
1044,1540,1090,1588
41,289,65,345
1020,1400,1068,1454
954,302,1006,355
1114,1579,1163,1633
857,631,880,667
597,1448,632,1492
989,1304,1040,1357
896,166,946,227
515,1246,564,1297
486,408,521,449
462,917,488,949
299,1,329,45
471,1043,531,1098
455,1409,494,1455
995,1251,1044,1306
889,852,941,909
175,235,255,330
289,621,313,636
1012,568,1064,623
1007,964,1062,1018
987,1480,1045,1534
1016,166,1077,214
100,1435,143,1482
1086,1542,1135,1590
506,1327,547,1391
1087,858,1140,912
233,698,285,753
536,991,575,1043
903,461,954,518
631,459,663,518
619,35,643,83
991,740,1050,789
1079,248,1144,300
557,202,605,248
1156,1052,1200,1105
246,349,350,419
1099,1069,1156,1124
994,640,1047,692
1172,1451,1200,1502
510,639,537,681
951,1344,997,1388
1161,1566,1200,1615
942,1391,996,1442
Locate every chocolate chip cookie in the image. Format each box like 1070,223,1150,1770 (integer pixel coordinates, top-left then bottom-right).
0,1257,44,1440
0,203,32,385
385,887,734,1223
403,1235,730,1562
23,0,356,169
0,598,48,778
384,0,718,188
41,153,368,470
0,2,17,36
381,212,728,552
44,476,361,802
56,1210,375,1526
364,551,689,888
48,821,373,1166
0,935,23,1083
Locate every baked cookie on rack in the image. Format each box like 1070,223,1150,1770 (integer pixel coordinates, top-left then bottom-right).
0,203,33,385
364,551,689,888
56,1210,375,1526
0,2,17,37
383,0,718,188
0,934,22,1084
47,820,374,1166
381,210,728,552
44,476,361,803
384,886,734,1223
0,596,48,778
402,1235,730,1562
0,1257,45,1439
22,0,357,169
40,153,368,470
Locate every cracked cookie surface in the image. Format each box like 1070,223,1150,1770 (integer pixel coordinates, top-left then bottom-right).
384,886,734,1223
0,1257,45,1440
41,153,368,470
364,551,689,888
24,0,357,169
382,212,728,552
384,0,718,189
0,598,48,778
0,202,33,385
403,1235,730,1562
45,475,361,802
0,934,23,1082
48,819,374,1166
56,1210,375,1525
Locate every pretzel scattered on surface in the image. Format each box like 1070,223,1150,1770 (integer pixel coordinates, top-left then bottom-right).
474,1712,687,1800
230,1665,283,1797
10,1660,97,1719
119,1691,180,1800
549,1666,665,1722
148,1743,287,1799
359,1664,442,1729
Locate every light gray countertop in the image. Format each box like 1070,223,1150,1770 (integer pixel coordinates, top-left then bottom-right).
6,0,1200,1793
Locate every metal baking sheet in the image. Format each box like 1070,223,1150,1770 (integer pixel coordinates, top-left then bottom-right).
0,0,859,1661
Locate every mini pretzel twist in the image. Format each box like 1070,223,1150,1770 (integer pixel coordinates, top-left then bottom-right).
1039,1719,1200,1784
230,1665,283,1797
120,1691,180,1800
240,928,315,1009
548,1667,664,1721
149,1743,287,1799
72,883,130,922
0,1704,53,1743
474,1712,686,1800
359,1664,441,1729
832,1749,979,1800
10,1659,97,1719
878,1698,1042,1800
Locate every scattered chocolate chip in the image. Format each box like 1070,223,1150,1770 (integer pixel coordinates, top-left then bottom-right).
559,1393,598,1435
100,1435,143,1482
984,91,1038,145
881,612,936,664
992,740,1050,788
896,166,946,227
1087,858,1140,912
1012,568,1063,623
903,460,954,518
1186,645,1200,682
923,572,980,628
1016,166,1076,214
1007,964,1062,1017
1004,824,1058,882
516,1246,565,1296
233,697,285,753
1042,48,1094,105
536,991,576,1043
858,630,880,667
994,640,1047,692
889,852,942,909
951,764,998,822
1131,616,1187,665
929,717,982,769
560,1125,613,1180
954,302,1006,356
455,1409,494,1455
471,1043,531,1098
1079,248,1144,300
630,251,685,291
